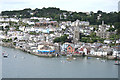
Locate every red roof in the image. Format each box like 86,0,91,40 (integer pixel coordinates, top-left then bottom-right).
80,48,84,51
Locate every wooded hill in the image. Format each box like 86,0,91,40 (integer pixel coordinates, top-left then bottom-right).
1,7,120,34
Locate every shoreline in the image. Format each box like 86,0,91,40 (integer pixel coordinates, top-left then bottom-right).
0,42,55,58
0,42,120,60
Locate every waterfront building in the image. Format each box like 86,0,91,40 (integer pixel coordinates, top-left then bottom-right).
78,47,84,54
61,42,70,52
67,45,75,54
37,43,55,54
90,48,96,55
89,46,113,56
113,45,120,57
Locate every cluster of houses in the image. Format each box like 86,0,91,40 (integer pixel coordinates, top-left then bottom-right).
61,42,120,57
0,16,120,58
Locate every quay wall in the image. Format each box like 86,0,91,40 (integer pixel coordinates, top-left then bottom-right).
0,42,55,57
0,42,119,60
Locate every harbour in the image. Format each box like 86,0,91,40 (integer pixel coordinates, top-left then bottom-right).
1,46,118,78
0,0,120,79
1,42,120,60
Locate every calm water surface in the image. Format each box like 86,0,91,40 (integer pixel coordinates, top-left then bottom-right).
0,46,2,79
1,46,118,78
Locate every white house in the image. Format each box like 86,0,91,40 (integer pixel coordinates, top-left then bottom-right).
61,25,66,29
80,21,89,26
90,48,95,55
7,31,22,36
19,26,25,32
0,23,9,27
66,21,71,26
17,35,29,41
27,21,35,25
94,52,107,56
90,48,108,56
83,48,87,55
24,27,31,32
104,40,112,44
0,35,6,39
9,27,16,31
113,50,120,57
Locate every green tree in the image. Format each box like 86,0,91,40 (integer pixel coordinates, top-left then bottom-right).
53,37,61,43
14,37,17,40
107,27,116,32
90,32,96,38
53,34,68,43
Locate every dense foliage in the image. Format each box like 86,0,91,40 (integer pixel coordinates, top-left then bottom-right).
80,32,105,43
53,34,68,43
29,31,39,35
1,8,119,23
2,39,12,42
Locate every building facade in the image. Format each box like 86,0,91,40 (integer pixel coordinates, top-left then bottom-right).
74,26,80,42
96,24,115,39
96,32,111,39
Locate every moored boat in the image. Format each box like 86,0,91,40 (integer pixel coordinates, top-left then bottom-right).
114,61,120,65
3,54,8,58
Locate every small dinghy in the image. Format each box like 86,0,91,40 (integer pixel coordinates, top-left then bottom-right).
101,60,106,62
87,57,92,59
14,55,17,58
21,57,25,59
66,58,70,60
66,58,72,61
73,57,76,60
114,61,120,65
114,63,120,65
67,54,72,57
3,54,8,58
96,58,100,60
61,60,66,63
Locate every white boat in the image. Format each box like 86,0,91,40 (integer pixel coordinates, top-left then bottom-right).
66,58,70,60
14,55,17,58
61,60,66,63
67,54,72,57
3,54,8,58
55,53,59,57
101,60,106,62
73,58,76,60
21,57,25,59
114,61,120,65
96,58,100,60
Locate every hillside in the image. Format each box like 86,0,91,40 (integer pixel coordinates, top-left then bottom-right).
1,7,120,34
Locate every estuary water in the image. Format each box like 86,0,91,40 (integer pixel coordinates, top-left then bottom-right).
1,46,118,78
0,46,2,79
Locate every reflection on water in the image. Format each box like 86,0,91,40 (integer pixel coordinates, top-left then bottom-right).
2,46,118,78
